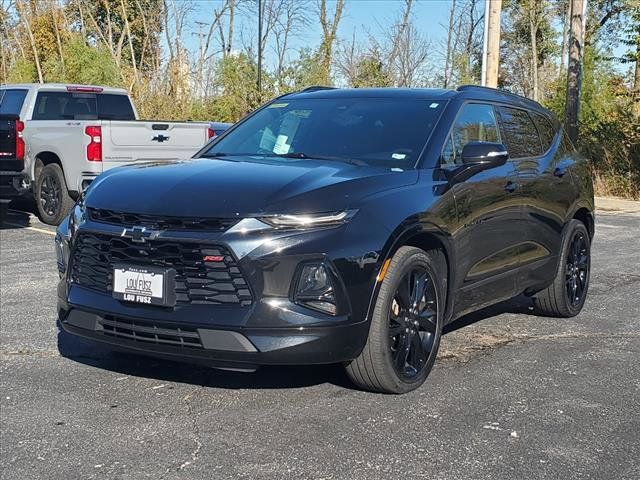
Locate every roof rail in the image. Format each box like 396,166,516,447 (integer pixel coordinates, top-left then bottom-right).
300,86,337,93
456,84,542,108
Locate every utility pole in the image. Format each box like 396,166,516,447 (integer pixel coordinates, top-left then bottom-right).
481,0,502,88
565,0,587,143
257,0,263,94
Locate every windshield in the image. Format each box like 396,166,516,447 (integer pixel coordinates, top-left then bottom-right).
202,97,446,169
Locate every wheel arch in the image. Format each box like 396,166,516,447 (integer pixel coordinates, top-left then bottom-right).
33,151,63,180
572,207,595,240
366,219,457,326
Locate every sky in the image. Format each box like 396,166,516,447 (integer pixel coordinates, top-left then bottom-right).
181,0,456,69
178,0,631,76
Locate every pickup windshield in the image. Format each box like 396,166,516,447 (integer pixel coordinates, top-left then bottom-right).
202,97,446,169
32,91,136,120
0,89,28,115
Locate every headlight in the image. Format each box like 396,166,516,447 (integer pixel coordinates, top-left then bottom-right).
260,210,357,229
293,263,337,315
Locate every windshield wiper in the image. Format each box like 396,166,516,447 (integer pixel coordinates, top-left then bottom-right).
272,152,368,166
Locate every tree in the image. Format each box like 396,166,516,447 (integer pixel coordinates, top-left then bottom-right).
565,0,586,142
317,0,344,85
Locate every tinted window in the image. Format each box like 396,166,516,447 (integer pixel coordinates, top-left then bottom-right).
532,112,556,152
0,89,28,115
204,98,446,169
33,92,135,120
497,107,542,158
33,92,97,120
441,103,500,166
97,94,135,120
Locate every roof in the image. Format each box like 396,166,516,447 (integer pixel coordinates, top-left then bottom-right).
0,83,129,94
285,87,456,100
284,84,553,117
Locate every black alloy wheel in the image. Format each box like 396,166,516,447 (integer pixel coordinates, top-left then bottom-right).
345,246,446,394
533,219,591,318
388,267,438,380
35,163,75,226
566,231,589,307
40,171,62,217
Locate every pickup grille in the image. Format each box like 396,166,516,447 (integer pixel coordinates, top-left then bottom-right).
70,232,252,306
87,208,238,231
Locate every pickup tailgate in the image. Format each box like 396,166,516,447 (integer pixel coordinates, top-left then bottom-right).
0,115,22,171
104,121,209,166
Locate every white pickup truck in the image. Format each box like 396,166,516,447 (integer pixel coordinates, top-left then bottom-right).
0,84,215,224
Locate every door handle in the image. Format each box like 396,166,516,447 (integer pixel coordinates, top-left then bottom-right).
504,181,518,193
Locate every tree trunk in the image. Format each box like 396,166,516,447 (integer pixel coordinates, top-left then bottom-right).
634,50,640,117
565,0,586,143
560,0,570,72
484,0,502,88
530,13,539,101
16,0,44,83
227,0,234,55
443,0,456,88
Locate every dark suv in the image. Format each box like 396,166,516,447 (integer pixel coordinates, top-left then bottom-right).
56,86,594,394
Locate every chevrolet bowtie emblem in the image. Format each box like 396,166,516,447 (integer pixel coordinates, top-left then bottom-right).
121,226,155,243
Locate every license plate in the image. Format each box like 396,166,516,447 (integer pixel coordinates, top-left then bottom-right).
113,266,173,306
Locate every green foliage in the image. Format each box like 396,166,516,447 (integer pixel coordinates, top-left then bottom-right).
210,53,273,123
280,49,330,92
7,59,36,83
351,55,392,88
545,46,640,199
43,35,123,86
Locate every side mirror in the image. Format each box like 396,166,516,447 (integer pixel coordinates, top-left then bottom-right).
461,142,509,167
447,142,510,184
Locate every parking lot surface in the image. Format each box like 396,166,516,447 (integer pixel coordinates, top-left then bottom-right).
1,207,639,480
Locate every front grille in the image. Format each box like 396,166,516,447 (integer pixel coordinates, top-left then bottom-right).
87,208,238,231
99,316,202,348
71,232,252,306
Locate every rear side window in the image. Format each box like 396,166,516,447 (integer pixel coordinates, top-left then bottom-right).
97,94,135,120
497,106,542,158
441,103,501,166
32,92,134,120
532,112,557,153
0,89,28,115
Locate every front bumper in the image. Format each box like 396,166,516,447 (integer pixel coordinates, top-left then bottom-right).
56,207,386,369
58,302,369,369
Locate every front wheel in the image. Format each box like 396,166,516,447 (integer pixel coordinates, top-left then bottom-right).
35,163,74,226
533,219,591,317
345,246,447,394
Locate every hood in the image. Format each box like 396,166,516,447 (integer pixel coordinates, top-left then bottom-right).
86,157,419,217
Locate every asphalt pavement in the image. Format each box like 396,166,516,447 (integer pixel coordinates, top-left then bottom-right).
1,207,639,480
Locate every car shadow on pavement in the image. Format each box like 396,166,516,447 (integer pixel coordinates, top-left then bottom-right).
0,201,38,229
56,322,353,390
56,294,537,391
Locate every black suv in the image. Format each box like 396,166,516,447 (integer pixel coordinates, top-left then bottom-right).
56,86,594,394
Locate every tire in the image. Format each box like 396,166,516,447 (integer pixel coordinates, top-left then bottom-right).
345,246,447,394
533,219,591,318
35,163,74,226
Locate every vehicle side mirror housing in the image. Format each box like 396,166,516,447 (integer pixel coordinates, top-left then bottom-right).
447,142,509,184
461,142,509,167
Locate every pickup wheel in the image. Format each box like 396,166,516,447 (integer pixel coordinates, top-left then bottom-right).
345,246,446,394
35,163,74,226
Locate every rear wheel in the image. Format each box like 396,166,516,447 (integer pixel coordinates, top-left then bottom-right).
35,163,74,226
533,219,591,317
345,246,446,394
